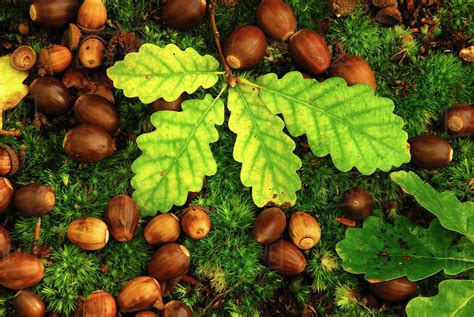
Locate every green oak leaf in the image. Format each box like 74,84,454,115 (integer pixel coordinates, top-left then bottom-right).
132,94,224,215
227,84,302,207
107,44,221,104
335,216,474,281
406,280,474,317
255,72,410,174
391,171,474,240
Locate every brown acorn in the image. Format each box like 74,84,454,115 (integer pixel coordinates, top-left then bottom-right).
327,0,356,17
105,195,139,242
186,176,207,203
118,276,163,312
61,23,82,51
256,0,297,41
149,93,187,113
0,177,14,214
39,45,72,75
73,94,120,135
329,54,377,91
29,77,72,116
77,0,108,33
370,277,417,301
79,83,116,105
83,290,117,317
288,211,321,249
144,213,181,246
163,300,193,317
0,224,11,257
14,184,55,217
252,207,287,245
136,312,159,317
181,206,211,240
340,188,373,220
79,36,105,69
18,19,30,37
264,240,306,275
225,25,268,69
63,124,116,163
0,145,19,177
148,243,190,281
408,135,453,169
13,290,46,317
67,217,109,250
29,0,80,30
288,29,331,74
445,103,474,135
163,0,207,30
11,46,37,71
376,6,402,26
372,0,396,8
0,251,44,290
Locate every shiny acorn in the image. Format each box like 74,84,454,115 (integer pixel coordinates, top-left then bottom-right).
408,135,453,169
0,251,44,290
39,45,72,75
288,29,331,74
256,0,297,41
163,0,207,30
340,188,373,220
67,217,109,250
0,145,19,177
445,103,474,135
265,240,306,275
29,77,72,116
0,224,11,257
73,94,120,135
181,206,211,240
327,0,356,17
288,211,321,249
105,195,139,242
370,277,417,301
252,207,286,245
144,213,181,246
29,0,80,30
77,0,108,33
83,290,117,317
329,54,377,91
63,124,116,163
11,46,37,71
163,300,193,317
0,177,14,214
225,25,268,69
118,276,163,312
14,183,55,217
148,243,190,281
78,36,105,69
78,81,116,105
13,290,46,317
149,93,187,113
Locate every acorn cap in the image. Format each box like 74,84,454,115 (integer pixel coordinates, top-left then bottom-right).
0,145,19,177
375,6,402,26
10,46,36,71
62,23,82,50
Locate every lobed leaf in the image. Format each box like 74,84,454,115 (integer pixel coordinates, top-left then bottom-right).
132,94,225,215
0,55,28,112
256,72,410,175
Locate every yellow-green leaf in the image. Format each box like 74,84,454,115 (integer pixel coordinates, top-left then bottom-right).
0,54,28,112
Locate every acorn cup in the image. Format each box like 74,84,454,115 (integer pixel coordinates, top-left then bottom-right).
445,103,474,135
0,177,14,214
163,300,193,317
105,195,139,242
264,240,306,275
14,183,55,217
77,0,108,33
144,213,181,246
78,36,105,69
83,290,117,317
10,46,37,71
29,77,72,116
408,135,453,169
252,207,287,245
0,224,11,257
148,243,190,281
29,0,80,30
163,0,207,30
288,29,331,75
288,211,321,250
13,290,46,317
73,94,120,135
0,145,19,177
181,206,211,240
329,54,377,91
224,25,268,69
38,45,72,75
61,23,82,51
118,276,163,312
67,217,109,250
340,188,373,220
256,0,297,41
370,277,417,301
0,251,44,290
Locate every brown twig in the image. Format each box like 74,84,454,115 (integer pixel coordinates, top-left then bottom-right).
199,277,245,317
34,217,42,241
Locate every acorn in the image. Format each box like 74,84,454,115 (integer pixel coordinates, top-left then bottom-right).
340,188,373,220
118,276,163,312
63,124,116,163
77,0,108,33
61,23,82,51
83,290,117,317
67,217,109,250
252,207,286,245
79,36,105,69
288,29,331,74
163,0,207,30
163,300,192,317
0,145,19,177
73,94,120,135
0,224,11,257
79,82,116,105
329,54,377,91
148,243,190,281
105,195,139,242
256,0,297,41
375,6,402,26
38,45,72,75
370,277,417,301
29,77,72,116
29,0,80,30
327,0,356,17
372,0,396,8
18,19,30,37
0,251,44,290
13,290,46,317
10,46,37,71
149,93,187,113
224,25,268,69
264,240,306,275
288,211,321,249
181,206,211,240
144,213,181,246
0,177,14,214
445,103,474,135
136,312,159,317
186,176,207,203
14,183,55,217
408,135,453,169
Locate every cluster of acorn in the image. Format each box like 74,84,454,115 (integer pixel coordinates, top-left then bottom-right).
326,0,404,26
